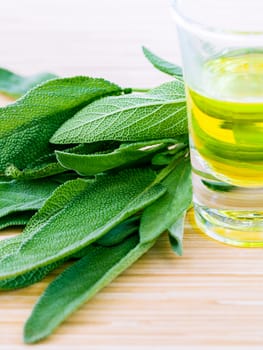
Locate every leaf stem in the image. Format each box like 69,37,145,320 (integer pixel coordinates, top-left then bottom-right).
154,150,189,185
131,88,150,93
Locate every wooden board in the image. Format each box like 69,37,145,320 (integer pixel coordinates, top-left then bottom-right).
0,1,263,348
1,212,263,349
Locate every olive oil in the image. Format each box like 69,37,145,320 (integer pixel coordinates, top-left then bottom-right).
188,52,263,187
187,51,263,246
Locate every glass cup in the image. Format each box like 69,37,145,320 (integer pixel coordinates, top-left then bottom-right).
171,0,263,246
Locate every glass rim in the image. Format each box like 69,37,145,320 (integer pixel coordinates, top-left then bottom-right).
171,0,263,42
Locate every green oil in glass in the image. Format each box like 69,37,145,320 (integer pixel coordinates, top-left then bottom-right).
187,51,263,246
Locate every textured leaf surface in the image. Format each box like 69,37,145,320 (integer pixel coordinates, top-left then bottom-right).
56,139,176,175
0,259,64,290
51,80,187,144
0,76,122,173
142,47,183,78
151,142,188,166
0,214,135,289
0,168,165,279
0,211,34,231
96,215,140,247
0,67,57,98
5,156,65,180
5,142,118,180
140,157,192,243
168,212,186,256
0,179,92,262
24,235,155,344
0,180,58,218
70,216,140,258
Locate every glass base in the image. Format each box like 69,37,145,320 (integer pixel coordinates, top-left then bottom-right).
194,204,263,247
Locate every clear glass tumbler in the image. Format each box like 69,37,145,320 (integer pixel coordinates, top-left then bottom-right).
172,0,263,246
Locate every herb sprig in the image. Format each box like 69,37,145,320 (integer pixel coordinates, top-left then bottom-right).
0,48,192,344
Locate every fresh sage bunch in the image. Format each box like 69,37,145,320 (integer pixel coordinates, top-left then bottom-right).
0,48,192,344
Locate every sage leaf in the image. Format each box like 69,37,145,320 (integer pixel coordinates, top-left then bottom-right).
0,179,58,218
0,211,34,231
151,142,188,166
24,235,156,344
70,216,140,259
0,215,140,288
0,67,57,98
4,142,119,180
0,259,64,290
48,171,82,184
142,46,183,78
5,156,65,180
0,168,165,280
71,216,140,259
168,211,186,256
51,80,187,144
96,215,140,246
0,76,122,174
56,139,177,175
140,156,192,244
0,178,94,262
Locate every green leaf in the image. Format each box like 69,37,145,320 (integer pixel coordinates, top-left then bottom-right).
0,211,34,231
24,235,156,344
4,157,65,180
0,178,93,289
0,179,93,262
140,157,192,244
5,142,119,180
151,141,188,166
142,47,183,78
201,180,235,193
0,76,122,174
0,259,64,290
168,212,186,256
96,215,140,247
0,179,58,218
71,216,140,258
0,168,165,280
0,67,57,98
0,214,140,288
48,171,81,184
51,80,187,144
70,216,140,258
5,143,117,180
56,139,177,175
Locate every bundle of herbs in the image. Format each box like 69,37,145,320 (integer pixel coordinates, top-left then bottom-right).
0,48,192,343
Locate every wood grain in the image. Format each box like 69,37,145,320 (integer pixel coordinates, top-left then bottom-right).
0,1,263,349
1,211,263,349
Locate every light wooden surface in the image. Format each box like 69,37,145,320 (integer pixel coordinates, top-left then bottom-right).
1,1,263,349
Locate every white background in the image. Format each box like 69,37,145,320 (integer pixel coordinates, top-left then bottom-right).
0,0,181,88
